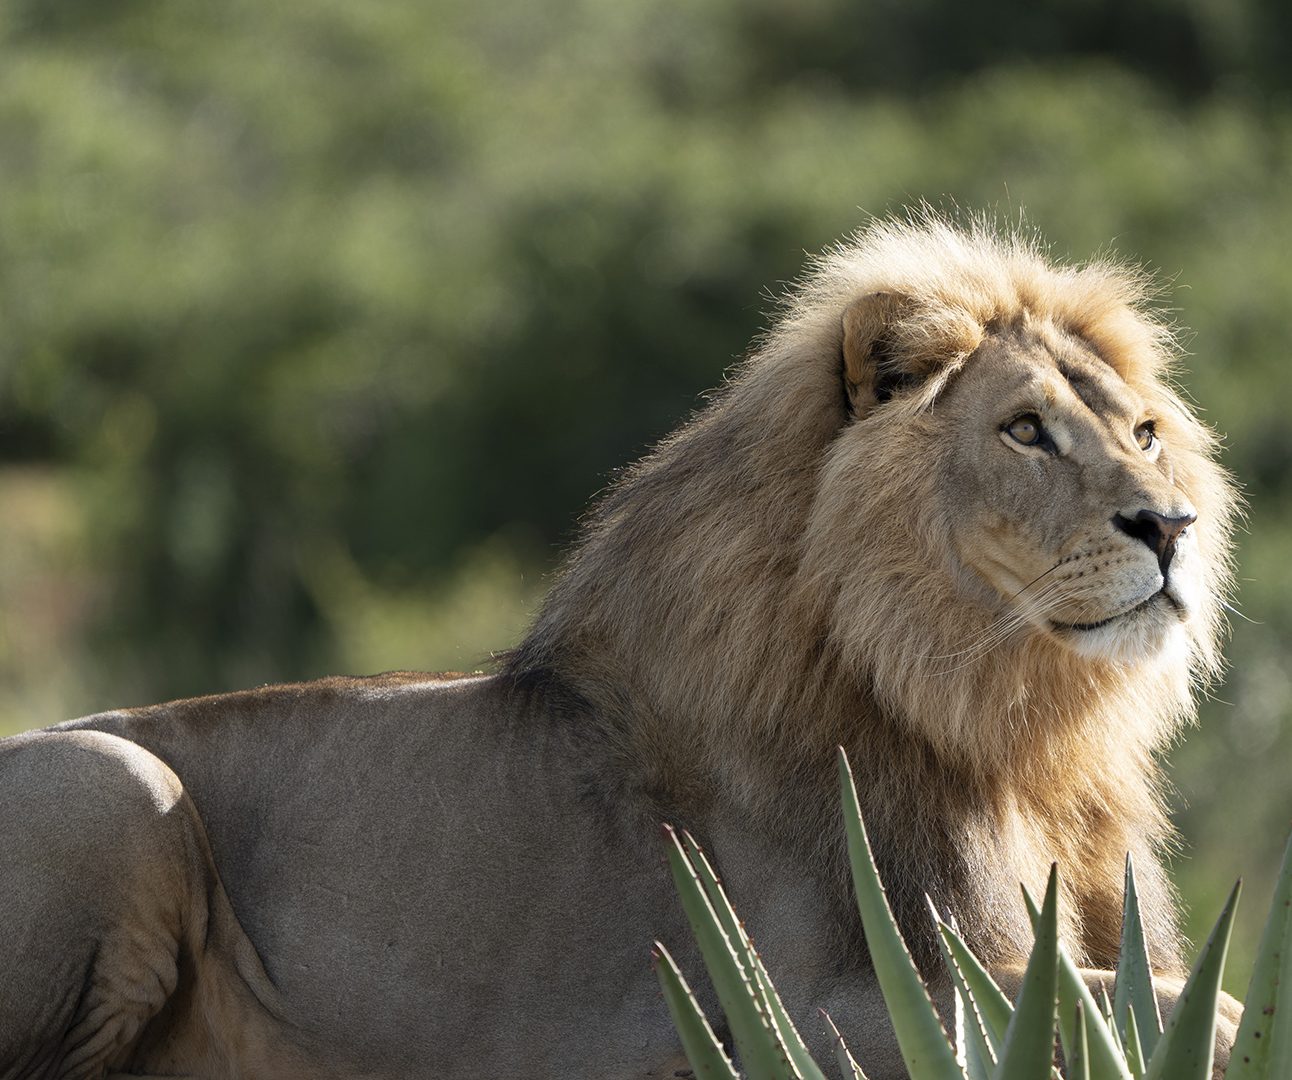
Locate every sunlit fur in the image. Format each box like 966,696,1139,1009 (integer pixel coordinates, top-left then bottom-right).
508,211,1239,970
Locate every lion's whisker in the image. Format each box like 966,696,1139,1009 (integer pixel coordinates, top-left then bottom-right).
921,572,1070,666
917,572,1119,676
1221,600,1260,625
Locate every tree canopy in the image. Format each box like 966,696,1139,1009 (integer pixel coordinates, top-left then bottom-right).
1,0,1289,982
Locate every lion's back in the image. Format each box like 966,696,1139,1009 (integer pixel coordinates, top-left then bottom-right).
46,671,682,1072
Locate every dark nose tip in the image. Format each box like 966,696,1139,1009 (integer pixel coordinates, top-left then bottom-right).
1112,508,1197,574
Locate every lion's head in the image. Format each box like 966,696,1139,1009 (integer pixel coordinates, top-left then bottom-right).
925,334,1203,664
510,212,1237,796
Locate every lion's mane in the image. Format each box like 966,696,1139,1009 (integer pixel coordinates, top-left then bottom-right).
506,212,1238,969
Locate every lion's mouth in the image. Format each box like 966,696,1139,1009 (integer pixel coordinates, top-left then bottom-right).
1051,589,1175,633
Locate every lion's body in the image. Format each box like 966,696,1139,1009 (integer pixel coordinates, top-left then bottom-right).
3,674,896,1078
3,675,700,1078
0,216,1239,1079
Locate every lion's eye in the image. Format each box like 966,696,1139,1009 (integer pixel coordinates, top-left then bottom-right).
1005,414,1044,446
1135,421,1156,451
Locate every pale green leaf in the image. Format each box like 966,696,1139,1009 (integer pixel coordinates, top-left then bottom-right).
1229,830,1292,1078
995,865,1059,1080
1069,1000,1092,1080
663,825,797,1079
1142,880,1240,1080
654,941,740,1079
933,912,1012,1056
837,750,963,1078
1113,855,1162,1058
823,1011,870,1080
1122,1005,1146,1079
682,833,828,1080
1022,889,1131,1080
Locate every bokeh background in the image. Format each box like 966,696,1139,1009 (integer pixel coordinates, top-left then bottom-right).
1,0,1289,986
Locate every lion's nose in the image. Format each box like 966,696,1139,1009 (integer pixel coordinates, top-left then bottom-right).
1112,508,1197,575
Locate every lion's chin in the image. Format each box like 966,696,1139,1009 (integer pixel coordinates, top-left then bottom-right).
1050,592,1190,664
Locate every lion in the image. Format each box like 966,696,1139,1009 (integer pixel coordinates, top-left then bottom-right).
0,214,1240,1079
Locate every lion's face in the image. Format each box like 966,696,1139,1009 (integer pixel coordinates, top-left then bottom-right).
936,324,1204,663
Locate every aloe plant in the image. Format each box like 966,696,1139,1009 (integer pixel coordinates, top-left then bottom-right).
1228,830,1292,1077
653,748,1292,1079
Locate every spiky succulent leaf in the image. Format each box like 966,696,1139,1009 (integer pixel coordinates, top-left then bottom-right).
1122,1005,1146,1079
1022,889,1131,1080
1069,1000,1092,1080
747,960,828,1080
1228,831,1292,1078
928,901,1004,1076
823,1011,869,1080
663,825,797,1079
1142,880,1240,1080
995,865,1060,1080
949,978,992,1080
681,833,828,1080
837,750,963,1078
1113,855,1162,1058
1099,988,1117,1032
932,909,1012,1056
653,942,740,1079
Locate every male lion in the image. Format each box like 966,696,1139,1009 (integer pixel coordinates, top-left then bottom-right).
0,215,1239,1079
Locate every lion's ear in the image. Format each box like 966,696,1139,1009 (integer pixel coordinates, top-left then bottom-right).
841,291,916,416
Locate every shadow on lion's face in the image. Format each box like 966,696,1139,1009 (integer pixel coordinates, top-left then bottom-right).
936,320,1205,665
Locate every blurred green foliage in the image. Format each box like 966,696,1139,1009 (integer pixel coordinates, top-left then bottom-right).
0,0,1289,988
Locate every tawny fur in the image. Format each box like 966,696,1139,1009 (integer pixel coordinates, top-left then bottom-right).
508,211,1239,973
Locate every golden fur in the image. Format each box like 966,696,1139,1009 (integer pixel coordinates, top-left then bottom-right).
509,211,1238,973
